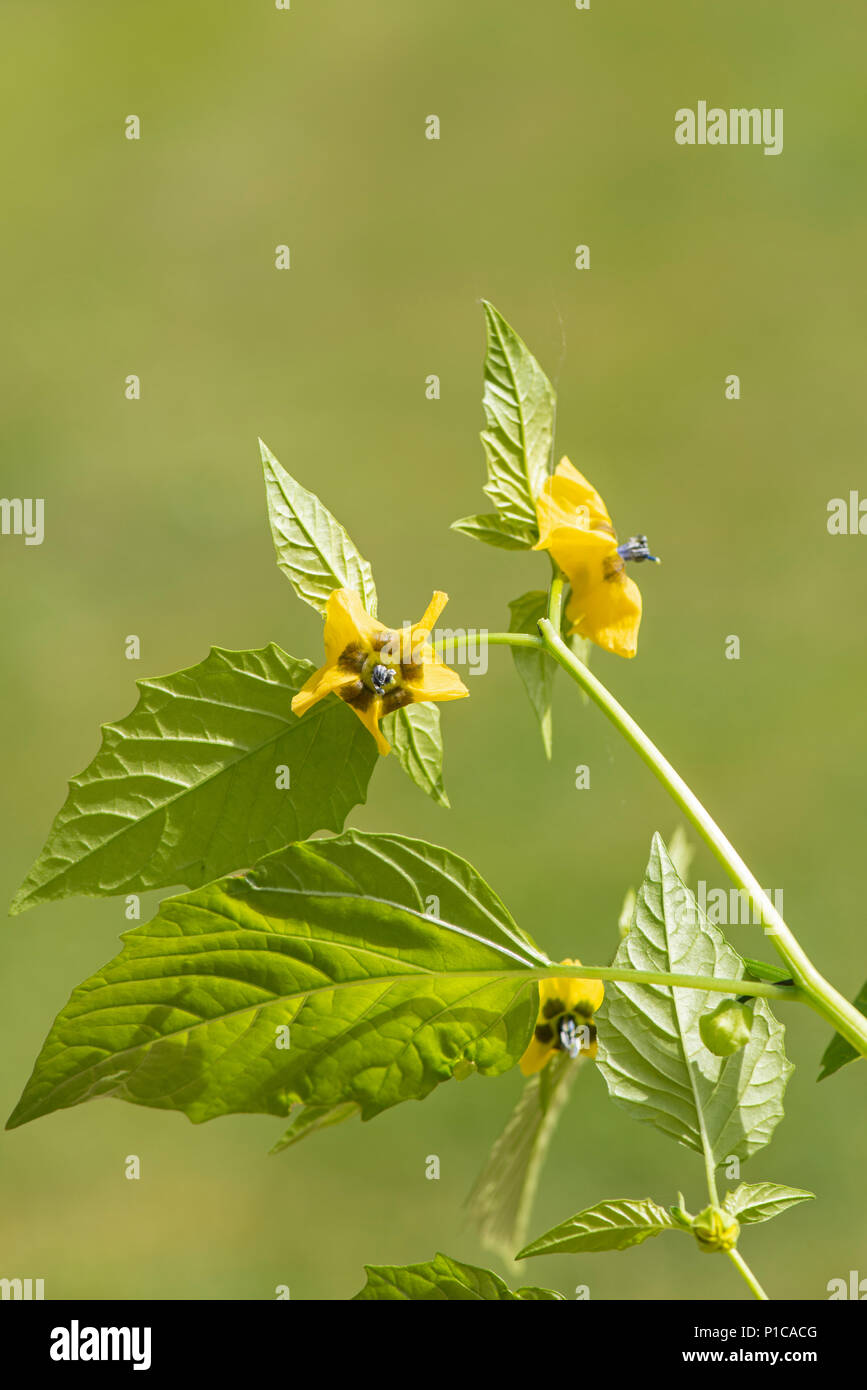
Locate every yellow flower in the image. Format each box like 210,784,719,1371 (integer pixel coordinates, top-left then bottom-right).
533,458,659,659
520,959,604,1076
291,588,468,755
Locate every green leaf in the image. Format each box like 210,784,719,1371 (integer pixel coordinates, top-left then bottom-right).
508,590,556,759
818,978,867,1081
743,958,793,985
518,1198,680,1258
450,513,538,550
382,702,449,808
479,301,555,528
466,1051,579,1266
7,831,549,1131
595,834,793,1168
260,438,378,616
619,828,692,941
569,630,592,705
722,1182,815,1226
353,1253,563,1300
617,888,636,938
270,1100,360,1154
10,646,377,916
667,825,695,887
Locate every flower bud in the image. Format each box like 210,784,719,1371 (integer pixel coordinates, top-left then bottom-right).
699,998,754,1056
692,1205,740,1254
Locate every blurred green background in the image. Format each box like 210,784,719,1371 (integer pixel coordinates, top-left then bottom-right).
2,0,866,1301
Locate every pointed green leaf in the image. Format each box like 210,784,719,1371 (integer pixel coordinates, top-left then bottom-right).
7,831,549,1131
617,888,636,938
667,825,695,887
568,631,592,705
11,646,377,916
466,1051,579,1266
260,438,378,616
450,513,538,550
595,834,793,1167
353,1253,563,1300
270,1100,360,1154
382,702,449,808
619,828,692,941
518,1198,680,1258
722,1182,815,1225
508,590,555,758
479,301,555,528
818,978,867,1080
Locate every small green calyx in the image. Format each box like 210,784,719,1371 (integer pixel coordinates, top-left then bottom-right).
699,998,754,1056
692,1205,740,1254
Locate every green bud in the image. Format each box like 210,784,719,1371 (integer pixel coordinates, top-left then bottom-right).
699,998,754,1056
452,1058,475,1081
692,1205,740,1254
669,1204,694,1231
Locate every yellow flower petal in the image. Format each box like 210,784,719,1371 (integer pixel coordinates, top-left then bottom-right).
566,566,642,659
536,962,604,1019
534,457,615,550
544,522,616,575
520,1036,553,1077
412,590,449,637
341,696,391,756
404,656,469,703
291,663,358,717
323,588,385,663
557,959,605,1015
541,527,642,659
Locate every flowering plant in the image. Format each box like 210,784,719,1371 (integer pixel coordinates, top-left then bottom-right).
8,303,865,1301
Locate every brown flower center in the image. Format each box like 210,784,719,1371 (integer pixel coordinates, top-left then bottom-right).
337,633,421,715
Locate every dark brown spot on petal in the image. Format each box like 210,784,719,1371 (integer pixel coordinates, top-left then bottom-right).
543,998,565,1020
338,643,366,673
603,553,625,581
340,681,376,712
400,661,424,681
534,1023,554,1044
372,631,400,656
381,688,413,714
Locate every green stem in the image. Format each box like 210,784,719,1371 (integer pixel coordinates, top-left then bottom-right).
703,1156,720,1208
547,564,566,631
697,1124,770,1300
535,617,867,1058
727,1248,769,1301
537,964,798,1003
697,1118,770,1300
432,632,541,657
486,633,542,650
